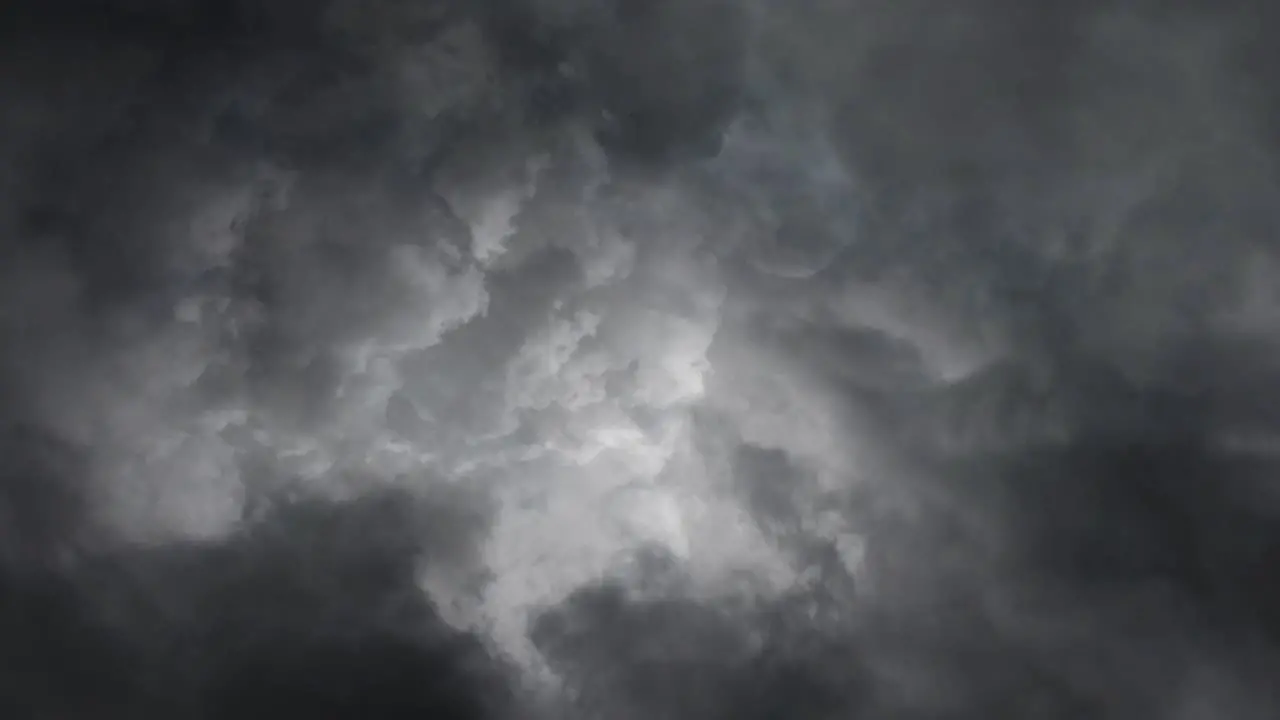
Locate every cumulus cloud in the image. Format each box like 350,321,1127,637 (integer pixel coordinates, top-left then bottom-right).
2,0,1280,718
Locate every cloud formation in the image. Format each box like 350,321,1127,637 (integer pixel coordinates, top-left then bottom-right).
1,0,1279,718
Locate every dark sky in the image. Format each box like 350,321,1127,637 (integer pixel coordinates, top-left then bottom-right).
2,1,1280,718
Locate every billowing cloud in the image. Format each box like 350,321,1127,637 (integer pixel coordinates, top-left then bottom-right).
2,0,1280,718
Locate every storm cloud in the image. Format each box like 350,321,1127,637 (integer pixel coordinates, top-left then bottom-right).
1,0,1279,718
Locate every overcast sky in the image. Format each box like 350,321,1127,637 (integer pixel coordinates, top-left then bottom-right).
1,1,1279,718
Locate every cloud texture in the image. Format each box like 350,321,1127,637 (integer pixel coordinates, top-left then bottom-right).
1,0,1280,717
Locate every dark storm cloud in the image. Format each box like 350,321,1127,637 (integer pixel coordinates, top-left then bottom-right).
1,2,503,717
528,1,1280,719
2,0,1280,719
0,490,508,718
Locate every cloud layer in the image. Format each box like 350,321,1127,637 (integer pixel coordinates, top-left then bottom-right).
2,0,1279,718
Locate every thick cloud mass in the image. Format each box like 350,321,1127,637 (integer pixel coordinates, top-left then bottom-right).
2,0,1280,717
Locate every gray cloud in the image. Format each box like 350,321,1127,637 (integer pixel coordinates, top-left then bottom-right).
1,0,1279,718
